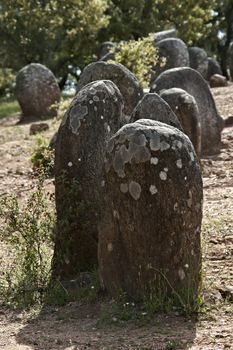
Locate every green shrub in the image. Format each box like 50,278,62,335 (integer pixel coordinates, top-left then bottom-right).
30,136,54,176
0,176,55,308
0,69,15,98
111,35,158,88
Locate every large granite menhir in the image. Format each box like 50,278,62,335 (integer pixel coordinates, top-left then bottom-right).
99,120,203,303
16,63,60,122
53,80,124,280
152,38,189,80
188,47,208,79
76,62,143,118
151,67,223,155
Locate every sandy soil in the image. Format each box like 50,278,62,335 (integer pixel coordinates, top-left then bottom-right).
0,86,232,350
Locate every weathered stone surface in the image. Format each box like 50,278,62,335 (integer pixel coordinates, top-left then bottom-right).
131,93,182,131
29,122,49,135
53,80,124,279
188,47,208,78
15,63,60,121
209,74,228,88
160,88,201,157
99,120,203,301
152,38,189,80
153,29,177,44
151,67,223,155
76,62,143,118
207,57,223,80
98,41,117,59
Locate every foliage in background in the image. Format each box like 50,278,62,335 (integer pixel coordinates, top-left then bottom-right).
101,0,217,45
30,136,55,176
111,35,158,88
0,69,15,97
0,98,20,119
0,176,55,307
0,0,109,80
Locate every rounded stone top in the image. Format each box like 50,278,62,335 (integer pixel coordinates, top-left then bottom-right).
76,61,143,117
61,80,124,134
105,119,196,179
131,92,182,131
15,63,60,120
188,46,208,78
160,87,196,105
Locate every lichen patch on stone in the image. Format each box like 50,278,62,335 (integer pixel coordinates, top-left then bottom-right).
149,185,158,195
159,171,167,181
150,157,158,165
129,181,141,200
176,159,182,168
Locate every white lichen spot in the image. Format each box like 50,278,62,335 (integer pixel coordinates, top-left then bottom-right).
113,210,120,219
107,125,111,133
164,167,168,172
93,95,100,102
159,171,167,181
191,249,194,256
89,100,93,104
94,106,97,112
68,162,73,167
177,141,183,149
120,183,128,194
149,185,158,195
178,268,185,280
160,141,170,151
184,176,187,181
176,159,182,168
107,243,113,252
129,181,141,200
101,180,105,187
185,264,189,269
150,157,158,165
100,115,104,120
78,158,81,162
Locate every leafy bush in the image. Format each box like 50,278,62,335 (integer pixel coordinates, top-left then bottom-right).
0,176,55,307
0,69,15,97
30,136,54,176
111,35,158,88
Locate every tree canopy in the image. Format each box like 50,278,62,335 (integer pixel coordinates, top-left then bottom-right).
0,0,109,78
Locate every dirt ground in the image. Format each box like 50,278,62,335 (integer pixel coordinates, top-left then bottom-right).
0,85,232,350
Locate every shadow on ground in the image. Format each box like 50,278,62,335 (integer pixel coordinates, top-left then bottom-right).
15,302,197,350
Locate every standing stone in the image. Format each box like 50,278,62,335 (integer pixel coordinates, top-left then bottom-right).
98,41,117,59
153,29,177,44
207,57,223,80
53,80,124,279
76,62,143,118
131,93,182,131
151,67,223,155
188,47,208,79
15,63,60,122
152,38,189,80
209,74,228,88
160,88,201,158
99,120,203,303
